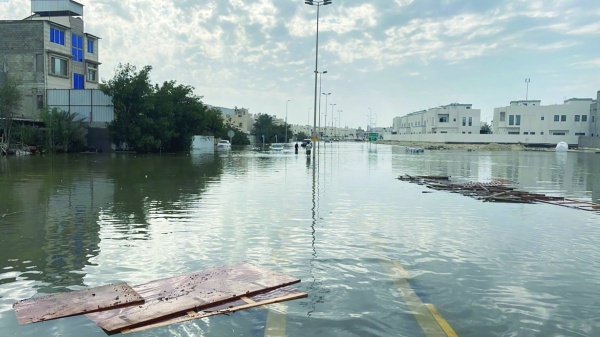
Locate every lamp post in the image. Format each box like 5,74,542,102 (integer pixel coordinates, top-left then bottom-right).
525,78,530,101
305,0,332,155
322,92,331,138
318,71,327,140
368,107,372,131
285,99,291,143
338,109,342,139
330,103,336,137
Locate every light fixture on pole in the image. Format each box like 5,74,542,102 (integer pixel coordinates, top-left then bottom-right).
525,78,530,101
330,103,336,136
368,107,372,131
305,0,332,155
322,92,331,137
337,109,342,139
318,71,327,140
285,99,291,143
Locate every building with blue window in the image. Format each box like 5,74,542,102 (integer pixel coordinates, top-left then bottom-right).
0,0,102,120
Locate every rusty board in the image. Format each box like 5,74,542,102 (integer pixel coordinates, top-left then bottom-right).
122,287,307,334
86,263,300,333
13,283,144,325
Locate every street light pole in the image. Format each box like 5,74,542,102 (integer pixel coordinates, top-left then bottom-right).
305,0,332,156
368,107,372,131
525,78,530,101
285,99,291,143
322,92,331,138
318,71,327,140
330,103,336,137
338,109,342,139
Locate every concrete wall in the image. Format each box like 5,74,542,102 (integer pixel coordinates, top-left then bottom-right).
0,21,46,119
590,91,600,137
383,133,580,147
394,104,481,135
578,137,600,149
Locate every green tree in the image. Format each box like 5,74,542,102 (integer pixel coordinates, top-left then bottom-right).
252,114,291,144
40,108,86,152
480,122,491,134
220,127,250,145
102,64,224,152
101,63,154,151
295,131,309,141
0,76,23,153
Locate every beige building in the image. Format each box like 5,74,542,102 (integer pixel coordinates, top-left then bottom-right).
222,107,255,134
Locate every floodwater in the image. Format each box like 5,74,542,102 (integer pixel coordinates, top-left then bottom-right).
1,143,599,337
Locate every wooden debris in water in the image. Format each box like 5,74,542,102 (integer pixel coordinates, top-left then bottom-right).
397,174,600,211
13,283,144,325
121,287,307,334
86,263,301,334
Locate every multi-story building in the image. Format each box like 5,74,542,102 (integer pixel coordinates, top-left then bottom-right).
492,98,594,136
0,0,101,120
590,91,599,137
393,103,481,135
222,107,255,134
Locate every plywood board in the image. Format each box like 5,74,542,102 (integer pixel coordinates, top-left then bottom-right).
122,287,307,334
86,264,300,333
13,283,144,325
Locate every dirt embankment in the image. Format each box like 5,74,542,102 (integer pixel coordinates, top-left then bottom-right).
376,140,544,151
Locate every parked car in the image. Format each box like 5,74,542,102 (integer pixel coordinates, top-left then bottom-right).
301,139,311,148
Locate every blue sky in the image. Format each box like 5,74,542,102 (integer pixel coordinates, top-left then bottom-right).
2,0,599,128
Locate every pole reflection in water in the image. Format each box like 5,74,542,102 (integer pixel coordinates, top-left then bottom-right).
307,147,320,317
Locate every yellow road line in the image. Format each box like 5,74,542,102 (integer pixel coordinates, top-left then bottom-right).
389,256,458,336
425,304,459,337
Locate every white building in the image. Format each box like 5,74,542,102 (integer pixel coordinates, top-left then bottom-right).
590,91,599,137
492,98,594,136
393,103,481,135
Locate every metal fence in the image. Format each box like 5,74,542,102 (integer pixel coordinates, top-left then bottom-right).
47,89,114,123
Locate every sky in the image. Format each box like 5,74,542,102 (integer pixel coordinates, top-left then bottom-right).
2,0,599,129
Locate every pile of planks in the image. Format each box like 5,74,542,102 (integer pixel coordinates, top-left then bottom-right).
13,263,306,335
397,174,600,211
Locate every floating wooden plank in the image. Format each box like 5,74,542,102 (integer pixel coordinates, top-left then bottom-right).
13,283,144,325
398,174,600,212
121,287,307,334
86,264,300,334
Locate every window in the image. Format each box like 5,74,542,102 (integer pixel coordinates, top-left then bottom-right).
515,115,521,126
524,132,529,135
575,115,580,122
50,27,65,45
50,56,68,76
36,95,44,109
500,112,506,122
509,115,514,125
554,115,559,121
72,34,83,62
582,115,587,122
73,73,84,89
462,117,466,126
508,132,519,135
541,116,544,120
593,116,595,122
530,132,535,135
86,63,97,82
239,123,242,127
468,117,472,126
439,117,448,123
35,54,44,72
87,39,94,54
541,132,544,135
561,115,566,121
575,133,585,136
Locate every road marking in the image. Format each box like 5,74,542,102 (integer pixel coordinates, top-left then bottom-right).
389,256,458,336
425,303,459,337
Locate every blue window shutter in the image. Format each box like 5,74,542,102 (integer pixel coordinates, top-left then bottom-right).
50,28,54,43
60,31,64,45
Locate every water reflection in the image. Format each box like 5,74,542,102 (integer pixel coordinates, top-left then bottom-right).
391,147,600,202
0,153,225,295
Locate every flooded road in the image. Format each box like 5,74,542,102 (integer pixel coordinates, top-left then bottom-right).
1,143,599,336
